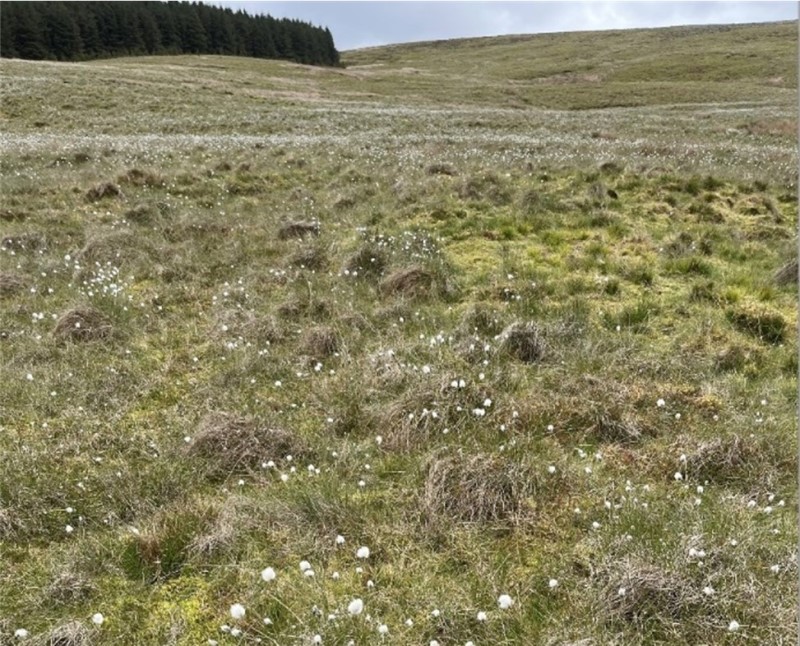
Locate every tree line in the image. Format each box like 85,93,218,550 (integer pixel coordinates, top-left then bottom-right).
0,1,340,66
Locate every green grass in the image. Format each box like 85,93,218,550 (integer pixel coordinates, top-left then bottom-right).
0,20,797,645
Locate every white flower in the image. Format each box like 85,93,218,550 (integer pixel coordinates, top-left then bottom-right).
548,578,558,589
617,587,626,597
230,628,242,637
430,641,440,646
91,613,104,626
300,560,311,572
230,604,246,620
547,465,556,474
348,598,364,616
263,617,273,625
304,569,315,577
465,642,475,646
14,629,29,639
497,594,514,609
313,635,322,644
65,525,74,533
378,624,389,634
728,620,740,632
356,546,370,559
431,609,440,617
331,571,340,580
703,586,715,596
674,472,683,481
261,567,276,582
477,610,487,621
404,618,413,627
656,398,665,407
336,534,345,545
770,564,780,574
591,521,601,530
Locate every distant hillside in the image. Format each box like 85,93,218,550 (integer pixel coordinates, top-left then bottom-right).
0,1,339,66
342,21,796,109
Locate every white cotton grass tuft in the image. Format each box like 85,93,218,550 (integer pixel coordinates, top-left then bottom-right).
91,613,105,626
356,546,370,559
548,578,559,589
261,567,276,582
348,598,364,616
476,610,487,621
230,603,246,620
300,560,312,572
497,594,514,609
14,628,29,639
728,620,740,632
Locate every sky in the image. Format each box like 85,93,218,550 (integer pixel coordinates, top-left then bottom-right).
212,1,797,51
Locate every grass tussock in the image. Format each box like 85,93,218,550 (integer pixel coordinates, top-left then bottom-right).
277,220,320,240
117,168,165,187
288,243,328,270
422,453,534,526
185,412,308,479
2,232,46,251
36,621,92,646
497,321,546,362
679,434,773,486
44,570,96,607
302,325,340,358
726,303,788,344
344,242,388,277
774,257,797,285
0,271,26,297
85,182,123,202
599,559,702,628
52,307,113,343
380,265,434,298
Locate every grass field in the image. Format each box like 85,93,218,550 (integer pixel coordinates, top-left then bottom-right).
0,20,797,645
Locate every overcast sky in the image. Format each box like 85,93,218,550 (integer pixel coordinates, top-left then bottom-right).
212,1,797,50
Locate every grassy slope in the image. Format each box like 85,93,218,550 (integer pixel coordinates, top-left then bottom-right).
0,21,797,646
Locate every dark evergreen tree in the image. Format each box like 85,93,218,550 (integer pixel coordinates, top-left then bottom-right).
0,1,340,66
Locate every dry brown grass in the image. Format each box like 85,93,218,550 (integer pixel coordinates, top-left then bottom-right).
0,271,26,297
302,325,340,358
2,232,46,251
380,266,434,298
117,168,165,187
288,243,328,270
44,571,96,606
85,182,124,202
277,220,319,240
599,558,702,628
36,621,92,646
497,321,546,362
774,258,797,285
679,434,768,486
185,412,308,479
52,307,113,343
422,452,535,526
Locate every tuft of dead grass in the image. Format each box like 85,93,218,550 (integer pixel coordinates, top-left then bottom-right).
185,412,308,479
289,243,328,270
599,559,702,627
37,621,92,646
277,220,320,240
679,434,767,485
302,325,340,358
774,258,797,286
85,182,124,202
380,266,434,298
53,307,113,343
426,162,458,176
423,453,534,525
344,242,388,277
117,168,165,187
0,271,26,297
44,571,96,606
2,232,46,251
497,321,546,362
